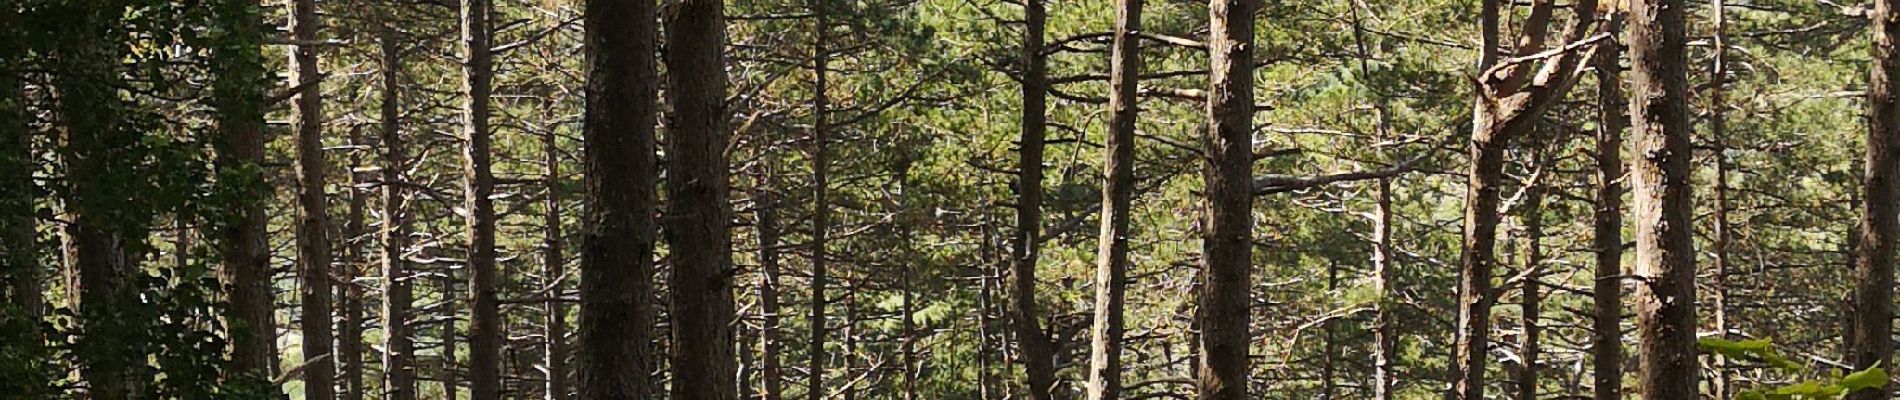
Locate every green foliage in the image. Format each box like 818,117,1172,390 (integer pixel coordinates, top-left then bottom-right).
1701,338,1890,400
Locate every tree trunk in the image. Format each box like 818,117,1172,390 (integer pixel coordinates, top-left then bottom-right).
755,165,784,400
1202,0,1256,397
576,0,657,396
898,160,919,400
207,0,277,379
289,0,336,393
459,0,500,395
1086,0,1139,396
1448,1,1503,396
1627,0,1700,397
1850,0,1900,398
378,22,419,400
1515,133,1548,400
808,0,832,395
55,8,140,391
0,0,30,318
543,116,569,400
1709,0,1735,397
662,0,738,396
443,271,459,399
1347,5,1397,397
1012,0,1060,398
1590,11,1626,400
342,126,370,400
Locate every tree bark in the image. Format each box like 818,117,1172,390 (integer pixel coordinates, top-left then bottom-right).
1012,0,1060,398
1347,5,1398,397
755,165,784,400
1627,0,1700,397
342,126,369,400
459,0,500,395
577,0,657,395
662,0,738,396
1590,12,1626,400
1709,0,1735,397
808,0,833,395
543,114,569,400
377,22,419,400
207,0,277,379
1086,0,1139,396
1515,132,1548,400
289,0,336,394
1202,0,1255,397
1850,0,1900,398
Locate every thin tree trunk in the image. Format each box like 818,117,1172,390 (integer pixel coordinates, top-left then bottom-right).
808,0,832,395
978,217,998,400
842,274,857,400
1448,0,1503,396
1086,0,1139,396
342,126,370,400
208,0,276,378
1321,262,1338,400
576,0,657,396
755,165,784,400
1515,133,1548,400
1013,0,1060,398
1709,0,1735,397
1850,0,1900,398
1347,5,1398,397
289,0,336,393
543,118,569,400
444,271,459,399
459,0,500,395
897,160,919,400
378,22,419,400
1590,11,1626,400
662,0,738,395
1627,0,1700,397
1202,0,1256,396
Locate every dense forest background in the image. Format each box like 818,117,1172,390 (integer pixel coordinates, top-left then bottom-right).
0,0,1892,398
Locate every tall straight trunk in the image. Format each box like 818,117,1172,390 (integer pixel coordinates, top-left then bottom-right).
1086,0,1140,396
807,0,832,395
1515,138,1547,400
754,166,784,400
1347,5,1397,397
898,161,918,400
1448,1,1503,397
978,218,998,400
0,0,32,319
842,276,858,400
1851,0,1900,398
1590,12,1626,400
288,0,336,394
443,271,459,399
1709,0,1735,397
342,126,370,400
378,23,419,400
1012,0,1060,398
1627,0,1699,397
459,0,501,395
1202,0,1255,397
576,0,657,396
54,5,141,396
662,0,737,395
207,0,276,378
543,120,569,400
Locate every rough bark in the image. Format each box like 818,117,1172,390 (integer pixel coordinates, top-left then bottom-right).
288,0,336,394
1850,0,1900,398
1085,0,1140,397
1012,1,1060,398
662,0,738,396
205,0,278,379
377,23,419,400
576,0,657,395
1627,0,1700,397
1202,0,1256,397
1590,12,1626,400
341,126,369,400
459,0,501,395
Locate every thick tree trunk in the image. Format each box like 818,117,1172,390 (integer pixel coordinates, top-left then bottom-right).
1012,1,1060,398
378,23,419,400
341,126,369,400
459,0,501,396
1590,12,1626,400
1627,0,1700,397
1202,0,1255,397
1086,0,1140,397
662,0,738,396
1447,2,1503,397
207,0,276,379
755,166,784,400
543,118,569,400
576,0,657,396
808,0,833,395
288,0,336,394
1850,0,1900,398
